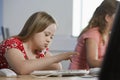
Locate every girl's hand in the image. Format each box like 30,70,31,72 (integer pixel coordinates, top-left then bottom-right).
60,52,78,60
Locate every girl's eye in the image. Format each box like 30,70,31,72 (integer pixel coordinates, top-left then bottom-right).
45,32,54,39
45,33,49,36
51,36,53,39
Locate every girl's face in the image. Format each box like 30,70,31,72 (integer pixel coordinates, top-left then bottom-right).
32,24,56,50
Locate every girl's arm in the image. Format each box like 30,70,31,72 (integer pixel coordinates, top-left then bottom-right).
43,51,62,70
5,48,76,75
85,38,102,68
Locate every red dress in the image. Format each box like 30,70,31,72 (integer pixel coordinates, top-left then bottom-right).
0,37,48,69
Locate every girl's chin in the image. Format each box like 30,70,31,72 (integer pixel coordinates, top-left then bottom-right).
41,47,47,50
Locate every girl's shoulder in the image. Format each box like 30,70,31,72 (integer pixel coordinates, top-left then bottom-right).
4,37,21,43
1,37,23,47
85,27,99,35
80,27,101,43
0,37,24,55
81,27,100,37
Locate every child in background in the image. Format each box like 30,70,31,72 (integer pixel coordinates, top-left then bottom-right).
69,0,119,70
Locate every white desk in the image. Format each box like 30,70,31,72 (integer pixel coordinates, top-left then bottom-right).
0,75,98,80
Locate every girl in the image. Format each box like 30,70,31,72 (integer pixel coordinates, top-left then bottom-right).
69,0,119,70
0,12,77,74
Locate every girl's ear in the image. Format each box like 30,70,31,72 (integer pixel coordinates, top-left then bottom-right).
105,14,111,22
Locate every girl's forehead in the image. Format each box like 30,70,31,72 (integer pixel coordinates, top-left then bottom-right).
44,24,57,32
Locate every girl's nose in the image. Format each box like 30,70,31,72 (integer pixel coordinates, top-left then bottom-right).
46,37,51,43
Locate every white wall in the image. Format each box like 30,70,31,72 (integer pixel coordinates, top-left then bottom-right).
3,0,77,52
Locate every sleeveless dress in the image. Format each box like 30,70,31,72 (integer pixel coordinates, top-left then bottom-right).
0,37,48,69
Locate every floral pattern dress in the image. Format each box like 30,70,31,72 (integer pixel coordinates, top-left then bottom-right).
0,37,48,69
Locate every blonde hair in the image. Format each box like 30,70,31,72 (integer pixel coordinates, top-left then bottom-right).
16,12,56,42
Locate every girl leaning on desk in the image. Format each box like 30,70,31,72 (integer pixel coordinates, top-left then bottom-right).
0,12,77,75
69,0,120,70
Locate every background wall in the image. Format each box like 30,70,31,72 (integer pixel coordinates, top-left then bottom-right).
3,0,77,69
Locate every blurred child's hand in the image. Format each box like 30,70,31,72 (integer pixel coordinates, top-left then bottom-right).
61,52,78,61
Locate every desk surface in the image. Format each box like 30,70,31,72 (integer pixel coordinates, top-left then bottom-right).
0,75,98,80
